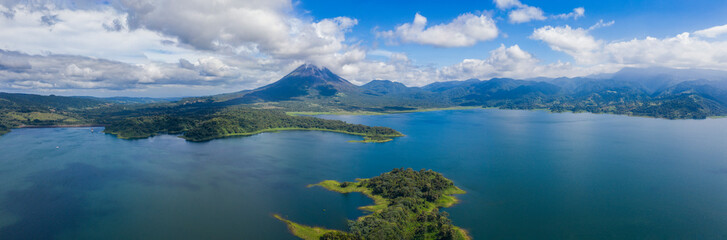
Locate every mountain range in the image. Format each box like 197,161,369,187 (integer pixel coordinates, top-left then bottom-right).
171,64,727,119
1,64,727,136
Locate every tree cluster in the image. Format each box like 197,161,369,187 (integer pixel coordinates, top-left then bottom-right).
320,168,465,240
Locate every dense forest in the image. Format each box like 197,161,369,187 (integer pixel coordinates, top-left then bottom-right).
104,107,403,142
278,168,469,240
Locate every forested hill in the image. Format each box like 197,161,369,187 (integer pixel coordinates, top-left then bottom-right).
0,92,111,134
104,107,403,142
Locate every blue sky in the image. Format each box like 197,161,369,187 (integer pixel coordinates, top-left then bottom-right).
0,0,726,97
300,0,727,65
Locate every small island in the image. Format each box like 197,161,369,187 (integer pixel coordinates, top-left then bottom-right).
275,168,470,240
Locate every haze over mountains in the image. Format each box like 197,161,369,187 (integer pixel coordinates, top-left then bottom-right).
167,64,726,119
1,64,727,136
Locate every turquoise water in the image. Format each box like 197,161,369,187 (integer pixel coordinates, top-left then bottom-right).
1,109,726,239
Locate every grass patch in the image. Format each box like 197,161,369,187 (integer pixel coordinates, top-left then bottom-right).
309,180,389,213
6,112,79,122
273,214,343,240
347,136,395,143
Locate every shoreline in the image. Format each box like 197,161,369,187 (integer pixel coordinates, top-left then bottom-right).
182,127,405,142
289,106,727,120
286,106,479,116
102,127,405,143
17,124,106,128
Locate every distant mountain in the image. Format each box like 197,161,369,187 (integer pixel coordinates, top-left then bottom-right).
0,92,108,110
421,79,480,92
361,80,419,96
226,64,359,104
590,67,727,94
657,80,727,105
101,96,181,104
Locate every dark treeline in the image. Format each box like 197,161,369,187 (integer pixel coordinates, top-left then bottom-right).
104,107,403,141
321,168,467,240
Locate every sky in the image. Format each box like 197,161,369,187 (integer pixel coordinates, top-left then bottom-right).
0,0,726,97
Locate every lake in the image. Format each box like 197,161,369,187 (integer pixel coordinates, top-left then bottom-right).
0,109,726,239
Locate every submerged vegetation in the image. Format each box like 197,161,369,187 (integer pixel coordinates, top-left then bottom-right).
277,168,469,240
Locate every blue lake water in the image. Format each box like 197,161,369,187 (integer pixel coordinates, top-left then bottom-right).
0,109,726,239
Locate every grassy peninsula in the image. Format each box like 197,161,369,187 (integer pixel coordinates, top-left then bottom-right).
103,108,403,142
276,168,469,240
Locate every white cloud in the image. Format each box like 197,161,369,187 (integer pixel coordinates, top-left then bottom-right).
378,12,498,47
0,5,191,63
0,49,247,90
494,0,584,24
492,0,546,23
110,0,358,59
554,7,585,20
0,1,362,63
0,1,372,94
588,19,615,31
531,22,727,70
694,24,727,38
604,33,727,69
337,44,605,87
508,6,546,23
437,44,593,81
530,25,602,64
494,0,522,9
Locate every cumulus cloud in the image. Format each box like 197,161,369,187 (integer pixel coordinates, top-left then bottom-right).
437,44,594,81
531,22,727,70
377,12,498,47
530,24,602,64
694,24,727,38
493,0,522,9
0,49,246,90
604,33,727,69
554,7,585,20
0,0,373,94
0,5,192,63
335,45,603,87
108,0,358,59
508,6,546,23
494,0,584,23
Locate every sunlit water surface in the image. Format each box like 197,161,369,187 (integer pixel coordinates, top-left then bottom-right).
1,109,726,239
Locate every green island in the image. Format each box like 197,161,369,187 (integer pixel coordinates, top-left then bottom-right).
275,168,469,240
